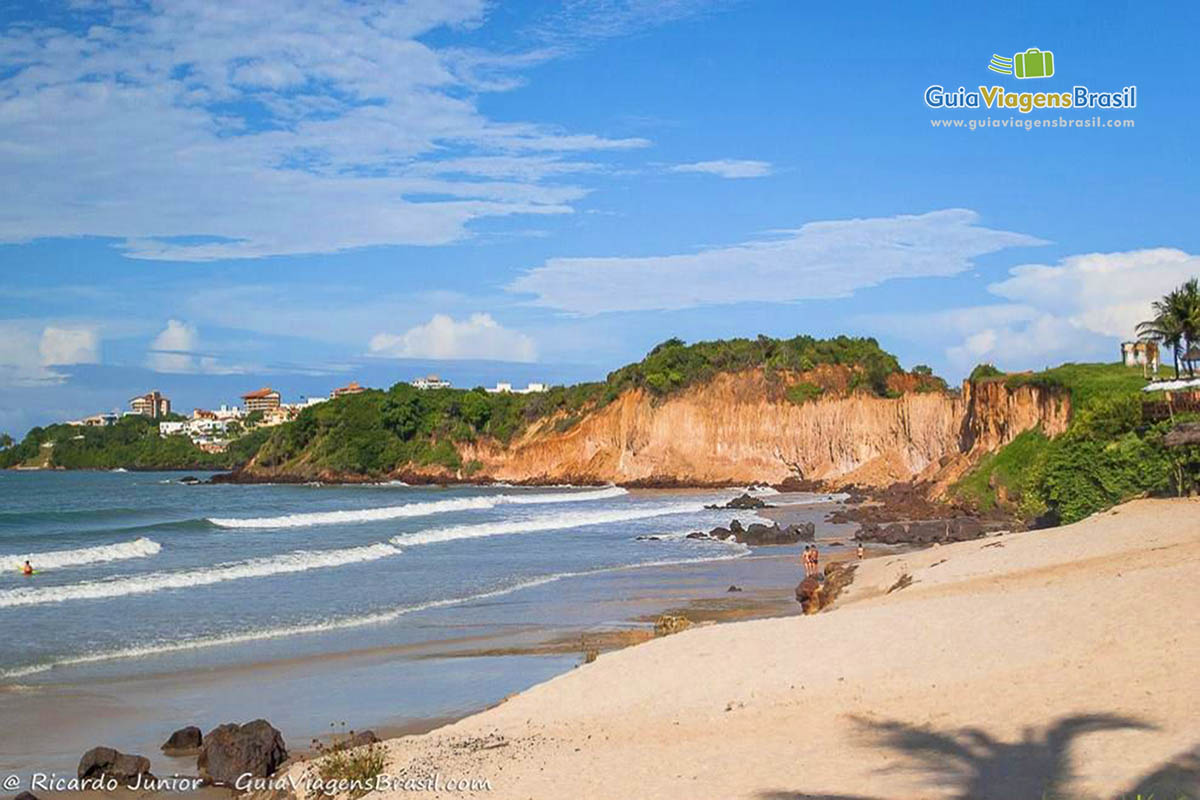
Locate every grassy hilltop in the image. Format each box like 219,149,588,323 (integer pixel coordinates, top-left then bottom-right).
250,335,940,476
952,362,1200,524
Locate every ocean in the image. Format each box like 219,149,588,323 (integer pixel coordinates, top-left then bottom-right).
0,471,845,774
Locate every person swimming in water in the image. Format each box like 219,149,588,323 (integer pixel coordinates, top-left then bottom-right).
21,560,33,576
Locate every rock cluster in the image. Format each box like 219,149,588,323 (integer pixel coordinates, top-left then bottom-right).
703,518,816,545
704,493,771,510
854,518,1000,545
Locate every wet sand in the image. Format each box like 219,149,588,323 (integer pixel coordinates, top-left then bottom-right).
1,532,829,789
296,497,1200,800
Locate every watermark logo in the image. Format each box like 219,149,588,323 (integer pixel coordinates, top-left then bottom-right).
989,48,1055,79
924,45,1136,118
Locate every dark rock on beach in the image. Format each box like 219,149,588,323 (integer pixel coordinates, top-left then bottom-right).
854,517,996,545
15,792,40,800
795,562,858,614
77,747,153,785
709,519,815,545
161,725,203,756
705,492,771,510
198,720,287,786
727,585,743,592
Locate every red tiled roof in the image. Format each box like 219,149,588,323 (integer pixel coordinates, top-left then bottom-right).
241,387,279,399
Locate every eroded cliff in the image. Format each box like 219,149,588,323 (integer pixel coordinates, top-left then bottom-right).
460,371,1070,491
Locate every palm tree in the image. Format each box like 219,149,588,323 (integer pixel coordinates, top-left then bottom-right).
1138,278,1200,378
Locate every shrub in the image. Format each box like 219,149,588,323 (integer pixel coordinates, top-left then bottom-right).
785,382,825,406
969,363,1004,381
316,743,387,800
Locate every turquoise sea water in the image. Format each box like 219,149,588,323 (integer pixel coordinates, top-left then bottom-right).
0,471,845,775
0,471,844,682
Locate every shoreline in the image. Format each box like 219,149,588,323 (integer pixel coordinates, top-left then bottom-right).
1,508,835,787
268,496,1200,800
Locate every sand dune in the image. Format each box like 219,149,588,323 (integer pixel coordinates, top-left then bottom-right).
296,497,1200,800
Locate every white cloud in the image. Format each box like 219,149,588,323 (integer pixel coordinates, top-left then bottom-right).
145,319,234,373
39,327,99,366
147,320,199,373
0,1,648,261
865,248,1200,374
507,209,1046,313
669,159,772,179
0,323,99,385
369,314,537,362
988,248,1200,338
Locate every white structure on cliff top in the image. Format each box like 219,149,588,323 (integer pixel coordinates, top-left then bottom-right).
486,381,548,394
412,374,452,390
1121,340,1159,373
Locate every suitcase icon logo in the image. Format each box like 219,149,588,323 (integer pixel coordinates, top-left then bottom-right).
988,48,1055,79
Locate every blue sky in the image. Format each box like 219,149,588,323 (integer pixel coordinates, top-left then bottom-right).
2,0,1198,435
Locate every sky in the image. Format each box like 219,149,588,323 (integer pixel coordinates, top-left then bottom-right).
2,0,1198,435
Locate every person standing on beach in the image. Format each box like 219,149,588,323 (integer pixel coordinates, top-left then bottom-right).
811,545,820,579
857,543,864,560
801,545,811,577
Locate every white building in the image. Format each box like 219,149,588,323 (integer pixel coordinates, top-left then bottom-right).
412,374,452,390
486,381,548,395
1121,341,1159,373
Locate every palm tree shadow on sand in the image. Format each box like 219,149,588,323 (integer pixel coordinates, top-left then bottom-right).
755,713,1163,800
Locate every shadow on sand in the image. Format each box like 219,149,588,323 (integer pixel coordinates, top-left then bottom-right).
754,713,1200,800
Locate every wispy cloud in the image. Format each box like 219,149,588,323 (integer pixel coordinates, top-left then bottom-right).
507,209,1047,314
669,159,772,178
529,0,733,44
0,1,648,261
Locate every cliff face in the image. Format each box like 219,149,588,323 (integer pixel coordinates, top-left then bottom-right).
462,371,1070,491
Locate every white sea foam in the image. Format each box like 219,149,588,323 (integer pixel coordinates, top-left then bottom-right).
208,486,629,529
392,502,702,547
0,549,747,680
0,542,399,609
2,537,162,571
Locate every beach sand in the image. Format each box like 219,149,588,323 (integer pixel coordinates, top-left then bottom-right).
288,497,1200,800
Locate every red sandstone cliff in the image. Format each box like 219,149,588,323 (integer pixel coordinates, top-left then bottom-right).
460,371,1070,492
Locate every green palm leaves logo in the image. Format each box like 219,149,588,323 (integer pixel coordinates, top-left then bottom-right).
988,48,1055,79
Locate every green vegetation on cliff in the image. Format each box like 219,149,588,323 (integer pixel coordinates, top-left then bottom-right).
954,362,1199,524
0,415,267,470
248,334,935,478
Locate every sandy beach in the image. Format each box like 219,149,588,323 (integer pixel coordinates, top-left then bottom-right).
278,497,1200,800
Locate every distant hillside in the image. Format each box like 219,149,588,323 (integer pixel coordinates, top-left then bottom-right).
230,335,1060,487
0,414,269,471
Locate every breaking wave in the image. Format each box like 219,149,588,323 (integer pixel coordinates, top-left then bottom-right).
0,543,399,609
0,549,747,680
2,537,161,571
392,502,702,547
207,487,628,529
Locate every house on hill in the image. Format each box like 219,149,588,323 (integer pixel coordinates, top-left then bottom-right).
241,387,281,413
331,381,366,399
412,375,451,390
130,390,171,418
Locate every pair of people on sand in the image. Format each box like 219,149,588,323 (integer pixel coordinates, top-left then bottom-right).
801,544,820,578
